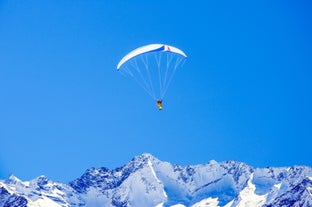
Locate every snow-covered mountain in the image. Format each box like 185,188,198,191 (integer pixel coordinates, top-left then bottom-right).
1,153,312,207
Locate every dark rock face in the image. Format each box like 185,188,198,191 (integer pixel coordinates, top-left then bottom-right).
0,187,28,207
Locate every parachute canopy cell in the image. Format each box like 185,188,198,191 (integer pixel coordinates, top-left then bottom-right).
116,43,187,106
117,44,187,70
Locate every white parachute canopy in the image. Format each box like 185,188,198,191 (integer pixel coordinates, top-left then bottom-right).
117,44,187,70
117,44,187,101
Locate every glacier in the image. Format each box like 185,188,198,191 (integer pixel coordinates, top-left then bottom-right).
1,153,312,207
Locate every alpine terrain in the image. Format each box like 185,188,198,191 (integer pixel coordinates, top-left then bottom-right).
1,153,311,207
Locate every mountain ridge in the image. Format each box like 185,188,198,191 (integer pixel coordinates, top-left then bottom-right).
1,153,311,207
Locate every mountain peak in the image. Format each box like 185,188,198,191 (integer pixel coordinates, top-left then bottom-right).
31,175,50,188
141,152,154,158
131,153,156,163
5,174,22,185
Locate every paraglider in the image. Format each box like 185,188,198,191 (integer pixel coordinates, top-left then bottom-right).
117,44,187,110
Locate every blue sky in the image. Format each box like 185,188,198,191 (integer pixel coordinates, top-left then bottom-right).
0,1,311,183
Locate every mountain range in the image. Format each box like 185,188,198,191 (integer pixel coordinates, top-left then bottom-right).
1,153,312,207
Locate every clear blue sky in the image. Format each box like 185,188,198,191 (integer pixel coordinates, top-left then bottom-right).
0,1,311,183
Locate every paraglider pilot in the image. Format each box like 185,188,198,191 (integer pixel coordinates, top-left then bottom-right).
156,100,163,110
